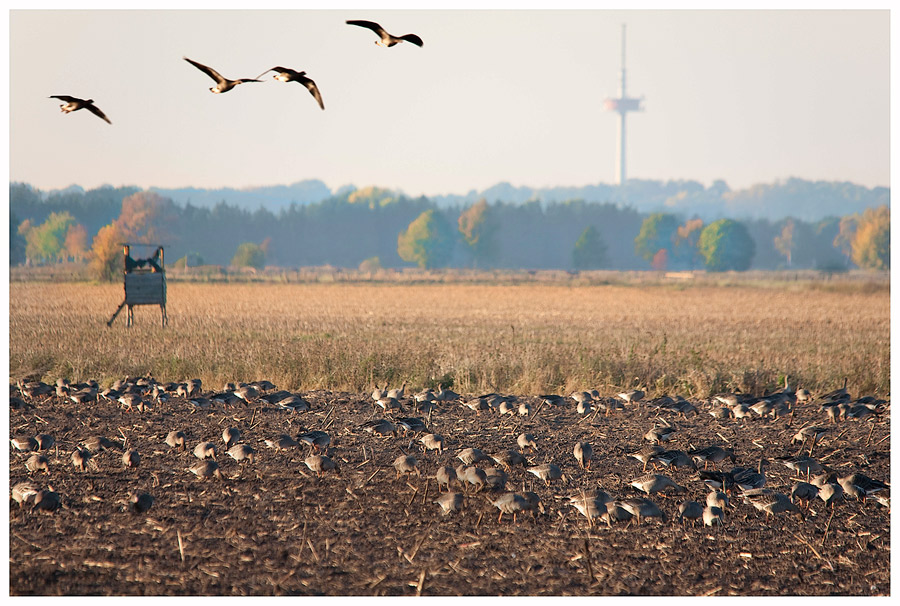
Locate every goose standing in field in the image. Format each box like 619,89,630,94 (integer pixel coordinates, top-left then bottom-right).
629,444,665,472
630,473,686,497
49,95,112,124
122,448,140,469
359,418,397,437
34,433,56,450
617,497,666,525
677,500,703,526
71,446,93,472
489,449,526,471
26,453,50,474
434,492,464,515
517,432,538,453
648,449,696,471
742,489,804,519
435,384,460,402
189,459,222,480
457,465,487,493
32,489,62,512
644,425,677,444
490,492,543,524
419,433,445,454
573,442,593,470
838,473,889,503
386,381,408,400
817,481,844,510
346,19,424,48
484,467,509,491
687,445,736,471
702,505,725,527
435,466,458,492
457,447,489,466
183,57,262,93
193,442,217,460
393,454,420,479
732,458,768,492
568,489,613,522
297,430,331,454
10,436,39,452
165,430,187,451
12,481,40,508
305,454,339,477
790,481,819,510
617,389,645,405
222,428,241,450
264,434,299,450
233,384,260,404
227,443,256,464
526,463,566,486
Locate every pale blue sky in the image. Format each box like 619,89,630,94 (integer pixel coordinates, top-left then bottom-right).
7,7,892,198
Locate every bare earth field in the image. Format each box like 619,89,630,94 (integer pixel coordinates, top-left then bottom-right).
8,279,890,595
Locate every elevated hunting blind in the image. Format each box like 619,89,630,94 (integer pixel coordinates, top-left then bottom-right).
107,244,168,327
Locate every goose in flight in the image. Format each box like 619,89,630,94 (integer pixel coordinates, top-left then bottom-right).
256,66,325,110
49,96,111,124
183,57,261,93
346,20,424,47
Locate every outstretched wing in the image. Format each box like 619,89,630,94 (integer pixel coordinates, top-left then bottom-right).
254,66,292,81
85,102,112,124
50,95,81,103
400,33,424,47
346,19,387,37
183,56,225,84
298,75,325,110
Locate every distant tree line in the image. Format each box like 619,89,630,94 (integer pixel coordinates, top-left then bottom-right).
9,182,890,279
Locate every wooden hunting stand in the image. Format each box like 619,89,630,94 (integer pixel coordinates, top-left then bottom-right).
107,244,168,327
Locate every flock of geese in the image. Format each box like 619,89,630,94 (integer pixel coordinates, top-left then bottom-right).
50,19,424,124
10,373,890,533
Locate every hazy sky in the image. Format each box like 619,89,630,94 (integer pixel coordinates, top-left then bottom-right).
7,7,891,198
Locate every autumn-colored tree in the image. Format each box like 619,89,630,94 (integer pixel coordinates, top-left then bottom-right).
232,242,266,269
851,205,889,270
89,222,126,281
458,198,499,267
24,211,75,264
64,223,90,262
773,219,795,267
634,213,679,264
832,214,858,265
651,248,668,271
672,218,704,269
347,186,396,208
697,219,755,271
571,225,608,270
397,209,455,269
116,191,178,244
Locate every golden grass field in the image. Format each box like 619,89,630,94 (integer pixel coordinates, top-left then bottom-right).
8,277,889,398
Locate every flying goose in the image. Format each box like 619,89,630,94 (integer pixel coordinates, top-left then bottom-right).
346,20,424,48
184,57,261,94
256,66,324,110
50,95,111,124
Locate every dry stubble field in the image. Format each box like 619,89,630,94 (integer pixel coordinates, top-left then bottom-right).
7,278,891,595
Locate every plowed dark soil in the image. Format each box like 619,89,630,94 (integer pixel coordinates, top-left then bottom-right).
8,387,890,596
